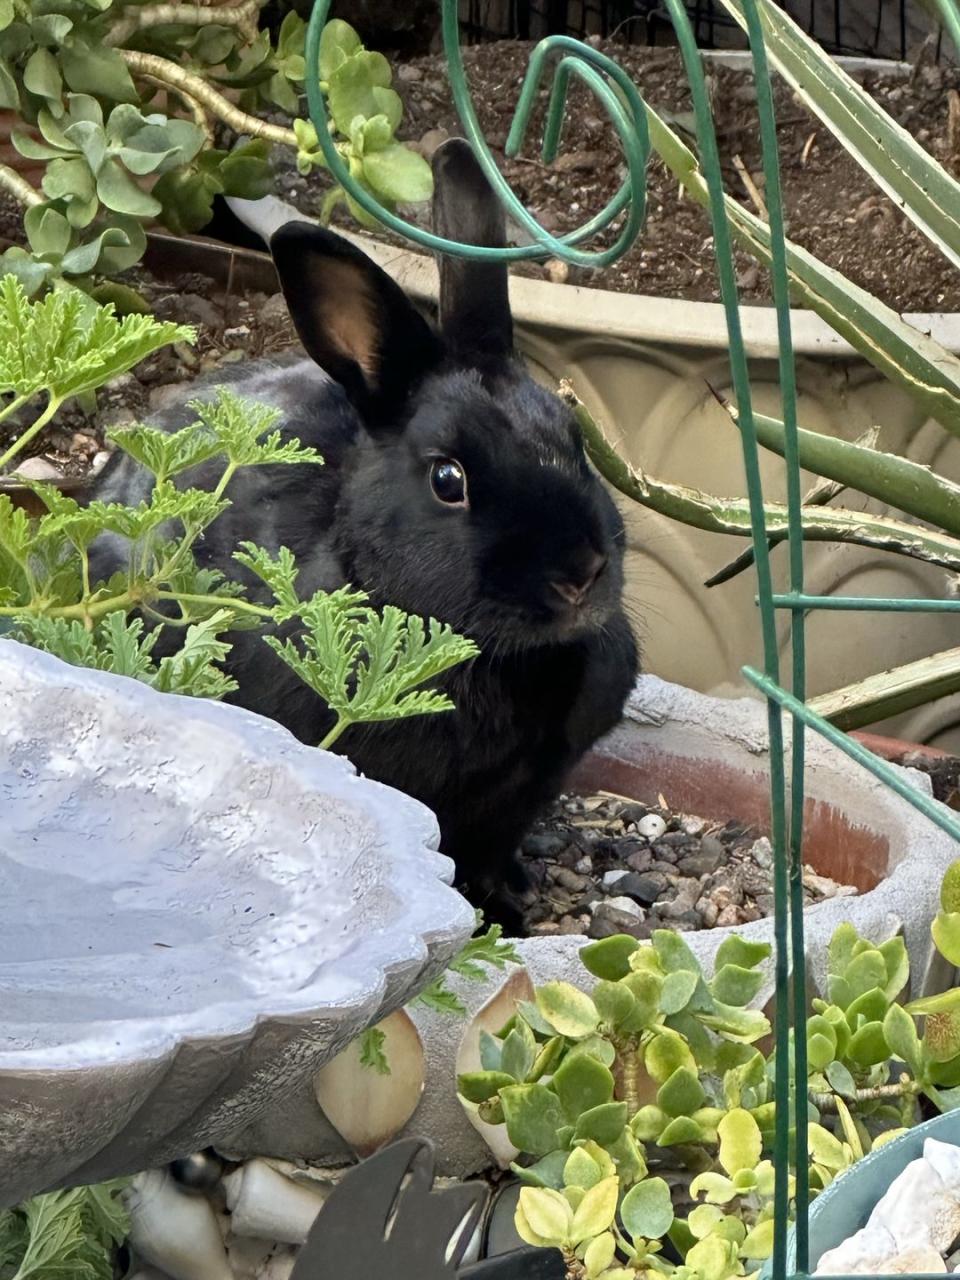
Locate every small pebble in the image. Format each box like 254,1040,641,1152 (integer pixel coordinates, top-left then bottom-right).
601,869,628,890
750,837,774,870
603,895,644,922
12,456,59,481
637,814,667,840
573,856,592,875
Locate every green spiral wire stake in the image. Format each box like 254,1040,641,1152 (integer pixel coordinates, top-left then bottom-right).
304,4,960,1279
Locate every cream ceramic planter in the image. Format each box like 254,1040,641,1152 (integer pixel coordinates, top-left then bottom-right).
227,192,960,755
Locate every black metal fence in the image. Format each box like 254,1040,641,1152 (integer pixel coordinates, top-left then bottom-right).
456,1,933,60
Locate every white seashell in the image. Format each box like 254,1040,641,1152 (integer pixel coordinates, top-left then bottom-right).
224,1158,328,1244
886,1247,947,1273
125,1169,233,1280
814,1224,898,1274
926,1140,960,1197
873,1157,960,1253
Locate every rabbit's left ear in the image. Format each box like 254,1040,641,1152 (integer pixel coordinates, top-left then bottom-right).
432,139,513,362
271,221,442,423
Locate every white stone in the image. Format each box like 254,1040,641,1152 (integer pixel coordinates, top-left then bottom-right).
125,1169,233,1280
604,896,644,921
12,455,59,481
223,1159,328,1245
637,814,667,840
601,870,628,889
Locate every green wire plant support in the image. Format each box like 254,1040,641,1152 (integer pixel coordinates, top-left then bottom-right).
304,2,960,1277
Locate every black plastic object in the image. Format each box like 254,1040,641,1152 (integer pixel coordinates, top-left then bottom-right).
288,1138,564,1280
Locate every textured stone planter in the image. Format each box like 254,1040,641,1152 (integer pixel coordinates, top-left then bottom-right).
0,641,475,1209
221,676,960,1178
222,195,960,754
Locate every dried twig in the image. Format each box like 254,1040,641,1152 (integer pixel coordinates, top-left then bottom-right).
732,153,768,220
801,130,818,166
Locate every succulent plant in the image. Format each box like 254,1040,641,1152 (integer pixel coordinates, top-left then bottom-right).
454,876,960,1280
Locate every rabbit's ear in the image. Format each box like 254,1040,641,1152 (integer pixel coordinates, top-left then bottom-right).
432,139,513,361
271,221,441,421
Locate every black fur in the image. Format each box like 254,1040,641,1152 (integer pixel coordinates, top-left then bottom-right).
88,140,639,928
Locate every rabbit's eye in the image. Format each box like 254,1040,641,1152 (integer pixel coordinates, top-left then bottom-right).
429,458,467,506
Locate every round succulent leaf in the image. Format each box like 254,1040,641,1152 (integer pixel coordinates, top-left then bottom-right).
933,912,960,968
25,204,71,257
878,936,909,1000
698,1003,770,1044
607,1127,647,1186
458,1070,517,1104
685,1234,740,1280
512,1150,568,1190
564,1146,603,1190
581,935,639,981
501,1083,565,1157
740,1219,775,1261
501,1019,537,1083
714,936,772,971
645,1030,696,1084
843,950,888,1002
621,970,663,1029
61,43,136,102
656,1116,703,1146
536,982,600,1040
657,1066,706,1119
516,1187,572,1248
327,54,380,136
42,157,96,206
871,1127,909,1150
847,1020,890,1068
477,1096,504,1126
23,47,61,102
479,1029,502,1073
564,1184,585,1212
808,1122,851,1171
660,968,699,1015
153,169,217,237
0,249,50,296
717,1108,762,1176
807,1033,835,1072
691,1107,725,1143
96,214,146,275
12,128,66,161
574,1101,628,1147
96,157,161,217
361,143,433,205
220,149,273,200
319,17,362,80
883,1002,922,1074
941,859,960,912
554,1051,615,1120
731,1167,757,1193
621,1176,674,1242
824,1059,857,1099
687,1204,723,1240
667,1012,717,1071
594,980,637,1030
90,281,150,315
845,987,889,1030
710,963,765,1009
0,0,13,30
571,1176,619,1246
30,13,72,46
61,227,129,276
584,1231,617,1279
0,57,19,109
632,1105,668,1142
689,1172,738,1205
653,930,702,977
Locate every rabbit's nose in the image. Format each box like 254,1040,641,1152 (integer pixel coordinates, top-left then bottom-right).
551,551,607,607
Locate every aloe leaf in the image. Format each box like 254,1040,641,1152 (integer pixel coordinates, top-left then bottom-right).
719,402,960,538
645,106,960,440
718,0,960,269
809,646,960,730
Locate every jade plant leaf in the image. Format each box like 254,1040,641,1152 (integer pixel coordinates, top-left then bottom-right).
657,1116,703,1146
657,1066,706,1118
553,1053,615,1120
570,1177,619,1246
847,1021,890,1068
621,1176,674,1241
536,982,600,1039
581,935,639,981
714,936,772,970
584,1232,616,1279
660,968,700,1015
500,1084,565,1158
645,1031,696,1083
362,143,433,204
711,963,765,1008
574,1102,628,1146
933,912,960,968
516,1187,572,1247
512,1151,568,1190
883,1003,922,1075
632,1105,668,1142
564,1146,603,1190
458,1071,516,1104
689,1171,738,1205
500,1019,537,1083
717,1109,762,1176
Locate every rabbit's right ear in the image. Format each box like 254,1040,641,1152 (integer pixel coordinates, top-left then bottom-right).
271,221,442,423
432,139,513,362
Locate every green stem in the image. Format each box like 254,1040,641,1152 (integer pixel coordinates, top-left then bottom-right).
319,717,349,751
153,590,270,618
0,396,61,472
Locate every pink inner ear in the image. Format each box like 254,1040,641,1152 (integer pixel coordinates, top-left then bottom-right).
317,261,381,383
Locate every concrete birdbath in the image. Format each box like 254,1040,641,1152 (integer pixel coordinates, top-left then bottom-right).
0,640,474,1209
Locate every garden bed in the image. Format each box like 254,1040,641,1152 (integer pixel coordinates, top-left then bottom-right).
274,42,960,312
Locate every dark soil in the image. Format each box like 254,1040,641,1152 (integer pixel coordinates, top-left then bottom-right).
273,42,960,312
515,790,857,939
901,751,960,810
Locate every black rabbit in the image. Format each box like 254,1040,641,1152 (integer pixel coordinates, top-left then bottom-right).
89,139,639,928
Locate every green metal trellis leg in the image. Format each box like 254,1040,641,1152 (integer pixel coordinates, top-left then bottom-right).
302,5,960,1278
